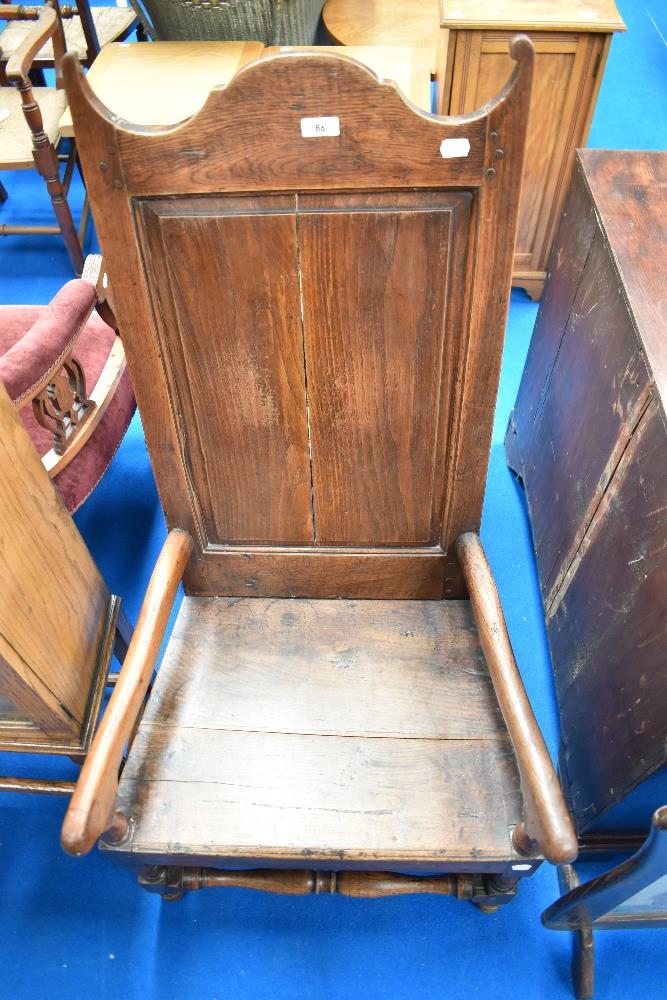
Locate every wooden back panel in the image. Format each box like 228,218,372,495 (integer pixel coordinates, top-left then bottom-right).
0,381,110,743
64,41,533,598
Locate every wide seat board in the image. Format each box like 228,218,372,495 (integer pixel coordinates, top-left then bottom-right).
112,598,524,863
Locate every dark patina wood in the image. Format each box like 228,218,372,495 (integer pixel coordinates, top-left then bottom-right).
63,42,532,601
61,39,578,899
506,150,667,833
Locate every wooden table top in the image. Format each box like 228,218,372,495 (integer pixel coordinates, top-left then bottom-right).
440,0,625,32
59,40,264,137
60,39,433,137
322,0,442,74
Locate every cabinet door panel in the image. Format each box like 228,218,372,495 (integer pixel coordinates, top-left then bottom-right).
449,31,604,273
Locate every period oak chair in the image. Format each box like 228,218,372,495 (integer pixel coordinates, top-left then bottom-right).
0,255,135,512
58,38,578,908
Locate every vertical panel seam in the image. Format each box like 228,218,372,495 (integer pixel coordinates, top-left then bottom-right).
295,193,318,544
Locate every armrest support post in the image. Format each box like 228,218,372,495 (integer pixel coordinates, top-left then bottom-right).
61,529,193,856
456,532,578,865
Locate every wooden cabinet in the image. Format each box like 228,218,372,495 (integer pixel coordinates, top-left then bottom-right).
323,0,625,300
506,150,667,832
440,1,625,299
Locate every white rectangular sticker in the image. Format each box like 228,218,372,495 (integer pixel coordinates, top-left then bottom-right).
440,137,471,159
300,116,340,138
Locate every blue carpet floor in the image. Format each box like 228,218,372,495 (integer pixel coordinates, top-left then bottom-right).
1,2,666,996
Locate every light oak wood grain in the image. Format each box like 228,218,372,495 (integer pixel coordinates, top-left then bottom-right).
0,381,109,738
440,0,625,33
323,0,443,75
59,41,264,138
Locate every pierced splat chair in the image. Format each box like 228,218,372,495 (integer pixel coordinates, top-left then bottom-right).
59,38,578,908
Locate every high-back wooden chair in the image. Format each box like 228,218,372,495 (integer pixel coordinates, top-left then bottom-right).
59,39,578,909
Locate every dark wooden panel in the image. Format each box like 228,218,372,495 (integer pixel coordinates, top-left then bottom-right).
196,547,447,598
579,150,667,408
299,191,471,545
549,400,667,830
143,596,504,738
506,156,599,475
118,727,520,862
524,231,650,604
64,42,534,596
138,196,313,545
115,56,487,196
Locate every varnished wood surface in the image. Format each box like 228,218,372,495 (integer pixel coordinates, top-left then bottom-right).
108,595,524,863
322,0,442,74
59,40,264,138
63,42,533,598
446,29,608,294
456,533,577,864
440,0,625,33
0,381,109,740
61,530,193,856
507,151,667,832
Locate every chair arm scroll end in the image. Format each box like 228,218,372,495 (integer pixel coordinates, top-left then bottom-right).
455,531,578,866
60,530,193,857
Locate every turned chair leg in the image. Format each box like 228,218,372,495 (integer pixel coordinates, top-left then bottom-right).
16,78,84,274
571,925,594,999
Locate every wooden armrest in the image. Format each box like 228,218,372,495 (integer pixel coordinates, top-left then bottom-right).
6,6,58,82
61,530,193,857
455,532,578,865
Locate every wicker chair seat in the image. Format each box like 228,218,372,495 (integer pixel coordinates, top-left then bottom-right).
0,86,66,168
0,7,137,63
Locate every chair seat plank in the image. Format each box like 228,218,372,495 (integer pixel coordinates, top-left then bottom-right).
107,597,524,865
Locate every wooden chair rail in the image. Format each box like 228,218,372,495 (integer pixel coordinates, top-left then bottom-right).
60,529,193,857
5,5,59,82
138,867,517,907
455,532,578,865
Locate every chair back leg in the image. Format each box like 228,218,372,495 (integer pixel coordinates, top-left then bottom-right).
15,78,85,274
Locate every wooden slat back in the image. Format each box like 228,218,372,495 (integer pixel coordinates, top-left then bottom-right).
64,42,533,598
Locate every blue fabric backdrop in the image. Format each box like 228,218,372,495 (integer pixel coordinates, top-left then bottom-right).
1,1,665,995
